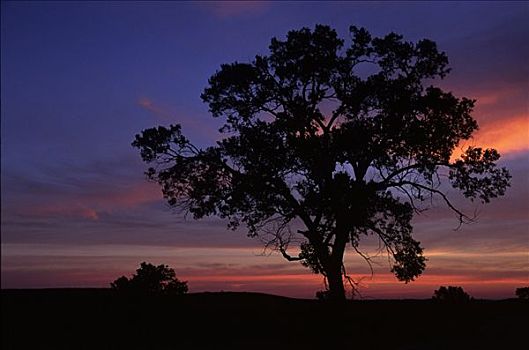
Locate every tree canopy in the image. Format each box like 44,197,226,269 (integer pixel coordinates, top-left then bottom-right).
432,286,472,303
111,262,188,295
515,287,529,300
133,25,510,301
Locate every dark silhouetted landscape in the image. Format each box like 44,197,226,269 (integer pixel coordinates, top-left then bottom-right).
2,289,527,350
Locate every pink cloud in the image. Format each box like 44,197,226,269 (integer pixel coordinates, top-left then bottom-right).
21,180,162,220
28,204,100,221
85,181,162,210
137,97,172,121
137,96,221,140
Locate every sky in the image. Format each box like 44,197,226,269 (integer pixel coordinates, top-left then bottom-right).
1,1,528,299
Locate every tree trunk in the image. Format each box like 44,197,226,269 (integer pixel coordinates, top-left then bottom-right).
325,263,346,302
325,224,348,302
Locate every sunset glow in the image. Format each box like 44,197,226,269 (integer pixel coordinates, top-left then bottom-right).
472,114,529,155
2,1,527,300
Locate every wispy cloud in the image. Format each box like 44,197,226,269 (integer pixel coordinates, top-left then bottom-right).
20,183,161,221
137,96,221,141
3,160,163,221
3,242,527,299
137,97,173,121
197,1,270,19
30,205,100,221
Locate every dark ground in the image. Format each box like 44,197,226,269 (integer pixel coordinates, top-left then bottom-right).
2,289,527,349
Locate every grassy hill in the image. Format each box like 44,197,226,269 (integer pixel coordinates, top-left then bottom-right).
2,289,527,349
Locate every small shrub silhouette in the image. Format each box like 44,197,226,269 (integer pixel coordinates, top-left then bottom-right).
432,286,472,303
111,262,188,295
515,287,529,300
315,290,330,301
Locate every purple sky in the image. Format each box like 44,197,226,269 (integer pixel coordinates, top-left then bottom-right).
1,1,528,299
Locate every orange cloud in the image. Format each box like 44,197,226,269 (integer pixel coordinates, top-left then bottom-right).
444,78,528,157
472,114,529,155
453,114,529,159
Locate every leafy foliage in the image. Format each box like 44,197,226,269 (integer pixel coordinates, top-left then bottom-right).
315,289,331,301
515,287,529,300
432,286,472,303
111,262,188,295
133,25,510,300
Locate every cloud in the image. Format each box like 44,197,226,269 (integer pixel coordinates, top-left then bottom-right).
444,94,528,160
445,77,528,157
2,160,163,220
137,96,221,141
20,183,160,221
29,205,100,221
471,114,529,155
3,241,527,299
197,1,270,19
3,251,524,298
137,97,172,121
438,10,528,157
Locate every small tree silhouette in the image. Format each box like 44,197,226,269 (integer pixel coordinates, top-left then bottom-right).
432,286,472,303
515,287,529,300
315,290,330,301
111,262,188,295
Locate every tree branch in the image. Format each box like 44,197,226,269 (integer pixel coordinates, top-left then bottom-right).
387,180,475,226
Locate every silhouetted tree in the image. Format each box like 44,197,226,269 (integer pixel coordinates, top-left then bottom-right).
432,286,472,303
110,276,131,291
111,262,188,295
515,287,529,300
133,25,510,301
